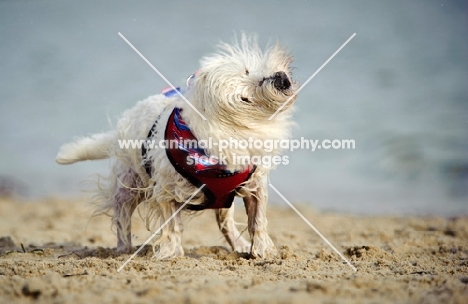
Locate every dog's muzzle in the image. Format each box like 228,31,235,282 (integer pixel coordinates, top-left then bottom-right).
273,71,291,91
260,71,292,91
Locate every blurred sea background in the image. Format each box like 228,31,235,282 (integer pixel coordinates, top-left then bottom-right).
0,0,467,215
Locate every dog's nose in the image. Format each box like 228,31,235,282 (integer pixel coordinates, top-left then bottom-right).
273,71,291,91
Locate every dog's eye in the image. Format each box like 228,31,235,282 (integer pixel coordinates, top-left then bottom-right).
241,97,251,103
245,69,249,76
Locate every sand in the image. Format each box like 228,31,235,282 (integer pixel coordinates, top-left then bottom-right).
0,197,467,303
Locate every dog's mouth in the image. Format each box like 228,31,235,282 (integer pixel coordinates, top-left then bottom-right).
259,71,293,93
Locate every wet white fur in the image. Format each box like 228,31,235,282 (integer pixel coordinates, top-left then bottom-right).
56,34,297,259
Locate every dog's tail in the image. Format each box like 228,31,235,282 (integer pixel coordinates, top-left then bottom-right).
56,131,117,165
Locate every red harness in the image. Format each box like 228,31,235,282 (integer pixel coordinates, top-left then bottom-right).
144,107,255,210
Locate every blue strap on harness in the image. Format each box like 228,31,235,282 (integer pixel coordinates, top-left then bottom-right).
162,87,182,97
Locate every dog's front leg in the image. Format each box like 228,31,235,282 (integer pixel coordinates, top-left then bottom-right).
215,205,250,253
152,201,184,259
243,179,276,259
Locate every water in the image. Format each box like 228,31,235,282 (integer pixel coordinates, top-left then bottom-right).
1,0,467,215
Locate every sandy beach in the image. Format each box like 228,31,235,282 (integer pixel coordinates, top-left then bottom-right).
0,197,467,303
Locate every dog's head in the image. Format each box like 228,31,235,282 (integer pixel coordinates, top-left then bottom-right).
188,34,297,127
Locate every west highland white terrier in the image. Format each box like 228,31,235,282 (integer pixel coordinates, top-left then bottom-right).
56,34,297,259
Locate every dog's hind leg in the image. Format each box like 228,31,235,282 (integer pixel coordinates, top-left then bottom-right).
243,178,277,259
114,169,141,253
152,201,184,259
215,205,250,253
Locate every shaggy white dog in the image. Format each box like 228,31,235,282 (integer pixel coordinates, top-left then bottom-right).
56,34,297,259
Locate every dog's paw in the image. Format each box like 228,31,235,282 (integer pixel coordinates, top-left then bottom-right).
233,237,251,254
116,237,133,254
251,232,277,259
152,237,184,260
153,245,184,260
116,245,133,254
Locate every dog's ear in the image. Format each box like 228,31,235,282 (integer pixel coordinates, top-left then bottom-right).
194,68,208,82
268,44,293,70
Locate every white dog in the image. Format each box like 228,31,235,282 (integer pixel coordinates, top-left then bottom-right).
56,34,297,259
